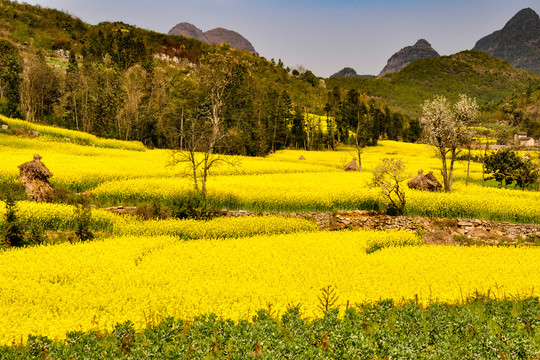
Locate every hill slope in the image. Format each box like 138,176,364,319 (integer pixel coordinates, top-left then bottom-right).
328,50,540,118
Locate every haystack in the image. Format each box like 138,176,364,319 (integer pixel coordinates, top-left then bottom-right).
18,154,53,202
425,171,442,192
407,169,441,192
298,155,306,160
344,158,360,171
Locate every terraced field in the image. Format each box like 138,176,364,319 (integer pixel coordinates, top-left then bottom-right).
1,118,539,356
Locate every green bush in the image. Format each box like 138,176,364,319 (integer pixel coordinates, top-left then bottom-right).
2,298,539,359
171,192,213,220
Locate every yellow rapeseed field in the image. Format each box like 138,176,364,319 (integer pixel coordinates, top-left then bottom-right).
0,200,317,237
0,134,333,191
0,231,538,345
91,173,540,222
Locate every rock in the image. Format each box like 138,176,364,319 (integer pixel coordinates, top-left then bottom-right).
1,124,8,130
467,228,496,239
204,27,258,55
378,39,440,77
168,23,258,55
473,8,540,75
423,230,455,245
168,22,209,42
457,221,473,227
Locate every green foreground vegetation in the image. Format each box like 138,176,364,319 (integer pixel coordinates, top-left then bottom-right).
1,298,539,359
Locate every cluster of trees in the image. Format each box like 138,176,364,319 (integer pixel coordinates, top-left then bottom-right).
325,87,421,150
0,33,418,157
0,41,322,154
485,149,539,190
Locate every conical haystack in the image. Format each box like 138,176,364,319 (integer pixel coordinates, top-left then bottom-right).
298,155,306,160
344,158,360,171
407,169,440,192
424,171,442,192
18,154,53,202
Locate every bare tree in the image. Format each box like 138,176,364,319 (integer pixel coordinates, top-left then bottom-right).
169,52,246,198
170,110,236,199
369,158,408,215
20,53,59,122
422,94,477,192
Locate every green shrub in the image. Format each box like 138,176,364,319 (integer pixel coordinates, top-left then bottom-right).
171,193,212,220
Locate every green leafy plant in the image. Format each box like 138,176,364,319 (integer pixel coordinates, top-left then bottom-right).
2,186,24,247
74,197,93,242
171,192,212,220
114,321,135,355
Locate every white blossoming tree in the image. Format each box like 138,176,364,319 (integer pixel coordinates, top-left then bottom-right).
422,94,478,192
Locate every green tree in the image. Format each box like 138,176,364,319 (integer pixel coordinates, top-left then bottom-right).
1,55,22,119
485,149,538,190
290,107,306,149
340,89,372,170
2,189,24,247
74,198,93,242
0,39,22,118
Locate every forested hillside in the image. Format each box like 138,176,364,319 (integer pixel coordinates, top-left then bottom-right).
0,0,425,155
0,1,327,154
328,51,540,119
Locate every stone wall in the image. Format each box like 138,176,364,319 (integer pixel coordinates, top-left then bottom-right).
335,210,540,241
104,206,540,242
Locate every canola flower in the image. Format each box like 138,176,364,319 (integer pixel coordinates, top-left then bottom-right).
0,201,317,238
112,215,318,239
0,200,117,231
0,231,538,345
91,172,540,223
0,134,333,191
0,117,146,151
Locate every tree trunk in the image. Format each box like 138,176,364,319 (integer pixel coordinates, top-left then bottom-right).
180,107,184,150
356,145,363,172
466,147,471,186
440,147,449,192
448,149,456,192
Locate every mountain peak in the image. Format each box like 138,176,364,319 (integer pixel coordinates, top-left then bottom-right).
168,22,208,43
168,23,257,55
378,39,439,77
204,27,257,54
414,39,431,48
503,8,540,31
473,8,540,74
330,67,358,78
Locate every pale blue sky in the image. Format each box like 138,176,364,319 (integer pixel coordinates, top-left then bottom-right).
22,0,540,77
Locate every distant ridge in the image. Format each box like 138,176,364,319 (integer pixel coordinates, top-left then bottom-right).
168,22,208,43
378,39,440,77
168,22,257,55
473,8,540,75
330,67,375,79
